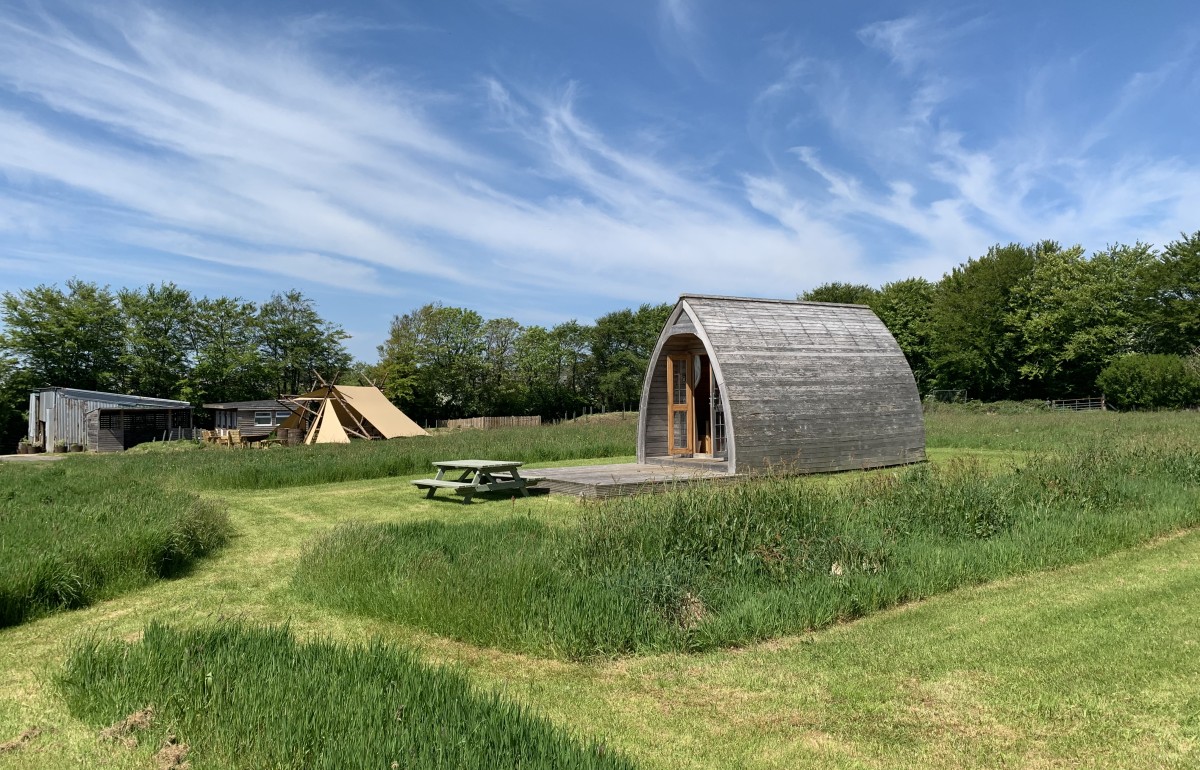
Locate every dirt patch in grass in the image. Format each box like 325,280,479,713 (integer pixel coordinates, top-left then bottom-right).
98,706,154,748
154,733,191,769
0,725,42,753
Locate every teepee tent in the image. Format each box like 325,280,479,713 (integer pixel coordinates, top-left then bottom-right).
304,398,350,444
284,384,427,443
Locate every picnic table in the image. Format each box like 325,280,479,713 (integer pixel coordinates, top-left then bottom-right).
411,460,542,504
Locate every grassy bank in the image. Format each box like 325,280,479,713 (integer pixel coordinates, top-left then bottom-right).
58,622,633,770
0,463,229,629
294,436,1200,659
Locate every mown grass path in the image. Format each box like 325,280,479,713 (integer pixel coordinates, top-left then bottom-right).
0,448,1197,769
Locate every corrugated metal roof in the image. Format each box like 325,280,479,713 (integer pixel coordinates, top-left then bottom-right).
35,387,191,409
203,400,290,410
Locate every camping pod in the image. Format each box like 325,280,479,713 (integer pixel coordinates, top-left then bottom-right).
636,294,925,475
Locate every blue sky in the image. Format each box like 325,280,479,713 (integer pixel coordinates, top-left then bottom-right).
2,1,1198,360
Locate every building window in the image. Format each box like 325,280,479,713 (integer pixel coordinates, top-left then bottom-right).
276,410,291,423
254,411,273,426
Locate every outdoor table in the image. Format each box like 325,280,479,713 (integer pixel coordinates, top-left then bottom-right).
411,459,539,504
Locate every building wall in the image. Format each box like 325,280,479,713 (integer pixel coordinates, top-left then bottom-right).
29,390,107,447
87,409,193,451
28,389,192,451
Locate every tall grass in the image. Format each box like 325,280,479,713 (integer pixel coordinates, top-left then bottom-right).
58,622,633,770
0,420,632,629
294,435,1200,659
116,419,637,490
924,404,1200,451
0,463,229,628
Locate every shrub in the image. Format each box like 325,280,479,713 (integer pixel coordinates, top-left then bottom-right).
1097,353,1200,409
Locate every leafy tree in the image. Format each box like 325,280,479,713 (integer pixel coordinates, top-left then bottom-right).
479,317,523,415
119,282,195,399
187,297,265,404
928,243,1043,400
868,278,935,388
0,353,33,452
0,279,125,391
375,303,485,421
590,303,670,410
799,282,879,305
257,290,351,396
554,321,592,404
373,312,421,409
1146,231,1200,354
1007,243,1156,395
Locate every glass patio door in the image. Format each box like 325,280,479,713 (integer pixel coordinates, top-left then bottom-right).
667,354,693,454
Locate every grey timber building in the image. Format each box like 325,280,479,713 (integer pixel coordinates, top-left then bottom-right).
637,295,925,475
204,400,296,441
28,387,194,452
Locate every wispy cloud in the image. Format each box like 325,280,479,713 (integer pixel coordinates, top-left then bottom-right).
656,0,710,77
0,3,877,305
749,11,1200,277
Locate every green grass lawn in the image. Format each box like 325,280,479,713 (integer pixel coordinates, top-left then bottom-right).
0,410,1197,768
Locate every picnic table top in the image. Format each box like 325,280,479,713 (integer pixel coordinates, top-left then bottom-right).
432,459,525,471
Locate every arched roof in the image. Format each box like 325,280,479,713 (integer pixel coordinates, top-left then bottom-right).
637,294,925,474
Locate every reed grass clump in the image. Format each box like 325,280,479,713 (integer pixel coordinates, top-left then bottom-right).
58,622,633,770
0,463,229,628
295,437,1200,659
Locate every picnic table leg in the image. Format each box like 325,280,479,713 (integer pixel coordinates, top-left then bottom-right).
461,470,483,504
510,468,530,497
427,468,445,498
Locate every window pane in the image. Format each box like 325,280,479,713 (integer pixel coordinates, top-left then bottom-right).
673,411,688,449
276,411,291,421
673,363,687,405
254,411,272,426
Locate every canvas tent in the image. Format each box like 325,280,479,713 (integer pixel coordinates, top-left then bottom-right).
282,385,427,444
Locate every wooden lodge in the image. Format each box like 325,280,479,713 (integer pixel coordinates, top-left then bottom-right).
28,387,194,453
637,294,925,474
204,400,297,441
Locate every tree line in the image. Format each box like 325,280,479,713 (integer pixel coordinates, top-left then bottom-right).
2,230,1197,451
0,281,352,449
801,233,1200,407
368,302,670,423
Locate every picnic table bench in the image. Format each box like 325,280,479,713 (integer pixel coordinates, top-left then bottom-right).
411,460,543,504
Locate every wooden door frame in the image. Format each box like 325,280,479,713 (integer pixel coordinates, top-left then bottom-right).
666,354,693,454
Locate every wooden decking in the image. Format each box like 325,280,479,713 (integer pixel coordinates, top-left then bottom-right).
537,458,736,498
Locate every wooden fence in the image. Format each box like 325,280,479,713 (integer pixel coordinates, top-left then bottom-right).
444,415,543,430
1048,396,1108,411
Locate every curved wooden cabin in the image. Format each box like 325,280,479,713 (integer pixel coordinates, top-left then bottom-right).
637,294,925,475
